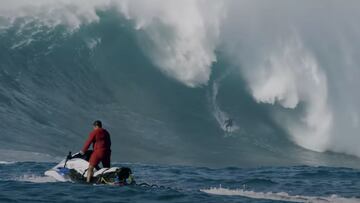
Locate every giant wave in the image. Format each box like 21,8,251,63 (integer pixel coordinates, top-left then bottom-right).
0,0,360,168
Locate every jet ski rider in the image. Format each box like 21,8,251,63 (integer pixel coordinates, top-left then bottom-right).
80,120,111,183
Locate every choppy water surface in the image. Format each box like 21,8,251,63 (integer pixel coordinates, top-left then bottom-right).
1,162,359,203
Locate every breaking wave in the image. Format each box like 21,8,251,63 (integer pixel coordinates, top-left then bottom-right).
0,0,360,167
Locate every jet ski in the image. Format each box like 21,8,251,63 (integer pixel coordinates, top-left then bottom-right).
44,150,135,185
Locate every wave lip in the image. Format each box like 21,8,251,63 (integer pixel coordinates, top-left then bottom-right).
201,186,360,203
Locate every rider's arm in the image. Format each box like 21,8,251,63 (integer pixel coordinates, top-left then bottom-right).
81,131,96,154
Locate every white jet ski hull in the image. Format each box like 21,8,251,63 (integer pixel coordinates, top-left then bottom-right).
44,151,135,185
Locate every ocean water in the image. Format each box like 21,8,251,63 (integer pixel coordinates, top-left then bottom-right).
1,1,360,202
1,161,360,203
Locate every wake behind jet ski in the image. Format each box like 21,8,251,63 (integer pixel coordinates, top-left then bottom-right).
44,150,135,185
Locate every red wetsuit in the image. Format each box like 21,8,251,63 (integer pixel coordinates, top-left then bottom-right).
82,128,111,168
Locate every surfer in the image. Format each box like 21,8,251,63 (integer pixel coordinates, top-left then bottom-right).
80,120,111,183
224,118,233,132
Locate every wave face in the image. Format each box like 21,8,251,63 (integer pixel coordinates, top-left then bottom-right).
0,0,360,167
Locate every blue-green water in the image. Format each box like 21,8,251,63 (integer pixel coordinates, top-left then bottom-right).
1,162,360,202
1,1,360,202
0,3,359,168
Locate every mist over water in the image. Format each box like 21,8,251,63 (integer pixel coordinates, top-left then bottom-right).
0,0,360,167
222,0,360,157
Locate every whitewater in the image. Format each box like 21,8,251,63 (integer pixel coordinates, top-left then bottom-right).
0,0,360,202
